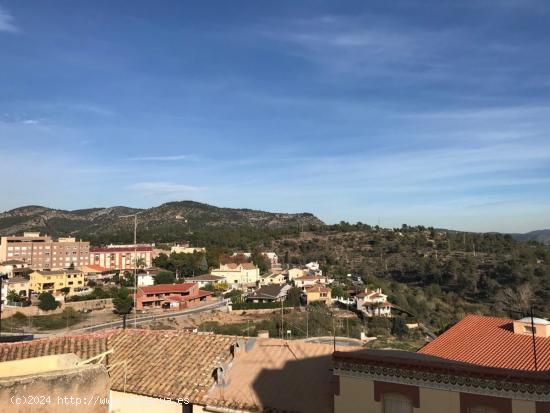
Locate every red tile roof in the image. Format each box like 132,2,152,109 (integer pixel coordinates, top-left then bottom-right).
0,329,236,405
295,275,323,281
138,283,195,294
418,314,550,371
165,290,212,302
82,264,111,273
241,262,256,270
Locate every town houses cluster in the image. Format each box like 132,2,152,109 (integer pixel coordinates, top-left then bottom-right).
0,232,393,318
0,232,549,413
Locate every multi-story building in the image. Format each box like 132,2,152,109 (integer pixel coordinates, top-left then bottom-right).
210,263,260,287
355,288,392,317
29,269,85,296
0,232,90,270
89,244,153,271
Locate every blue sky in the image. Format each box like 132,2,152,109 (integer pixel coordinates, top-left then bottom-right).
1,1,550,233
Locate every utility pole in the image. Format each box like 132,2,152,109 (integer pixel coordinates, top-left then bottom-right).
306,304,309,338
530,307,539,371
120,213,141,329
133,215,138,328
332,312,336,352
281,299,284,339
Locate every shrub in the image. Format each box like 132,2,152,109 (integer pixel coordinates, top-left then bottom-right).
37,292,60,311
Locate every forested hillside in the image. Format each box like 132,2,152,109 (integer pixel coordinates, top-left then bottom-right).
174,223,550,332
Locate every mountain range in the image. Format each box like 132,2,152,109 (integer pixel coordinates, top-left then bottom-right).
0,201,323,239
511,229,550,245
0,201,548,245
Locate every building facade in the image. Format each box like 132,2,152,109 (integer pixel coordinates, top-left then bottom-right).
89,245,153,271
170,245,206,254
305,285,331,304
29,269,85,296
0,259,30,277
1,276,30,308
355,288,392,317
211,263,260,286
334,314,550,413
135,283,212,310
0,233,90,270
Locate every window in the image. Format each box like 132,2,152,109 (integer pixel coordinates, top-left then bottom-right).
524,326,536,334
383,393,413,413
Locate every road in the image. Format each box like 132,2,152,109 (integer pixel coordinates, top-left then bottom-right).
77,300,228,332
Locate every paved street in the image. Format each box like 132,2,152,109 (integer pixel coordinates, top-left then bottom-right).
77,299,228,332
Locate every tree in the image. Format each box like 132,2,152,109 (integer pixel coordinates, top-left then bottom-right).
38,292,60,311
135,257,146,270
112,287,133,329
59,287,71,302
331,285,349,299
153,252,170,269
6,289,20,303
285,287,302,307
225,289,244,304
120,272,135,288
251,251,270,274
391,317,409,338
154,271,176,285
496,284,533,315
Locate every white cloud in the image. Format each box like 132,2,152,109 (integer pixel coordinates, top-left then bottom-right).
0,5,18,33
127,181,201,196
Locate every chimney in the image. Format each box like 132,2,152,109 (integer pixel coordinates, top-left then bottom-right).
513,317,550,338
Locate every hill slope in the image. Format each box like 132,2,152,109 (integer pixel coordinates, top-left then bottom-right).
0,201,324,240
512,229,550,245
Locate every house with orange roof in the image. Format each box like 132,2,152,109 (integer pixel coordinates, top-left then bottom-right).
305,284,332,304
355,287,392,317
294,275,329,289
210,262,260,287
332,314,550,413
135,282,212,310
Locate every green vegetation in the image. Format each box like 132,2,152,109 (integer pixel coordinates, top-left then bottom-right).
112,287,133,329
154,270,176,284
37,292,60,311
3,202,549,334
153,251,211,275
67,286,116,301
2,308,86,332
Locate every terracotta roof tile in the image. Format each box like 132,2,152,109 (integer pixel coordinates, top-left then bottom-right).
418,314,550,371
0,329,236,405
138,283,195,294
0,331,111,362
